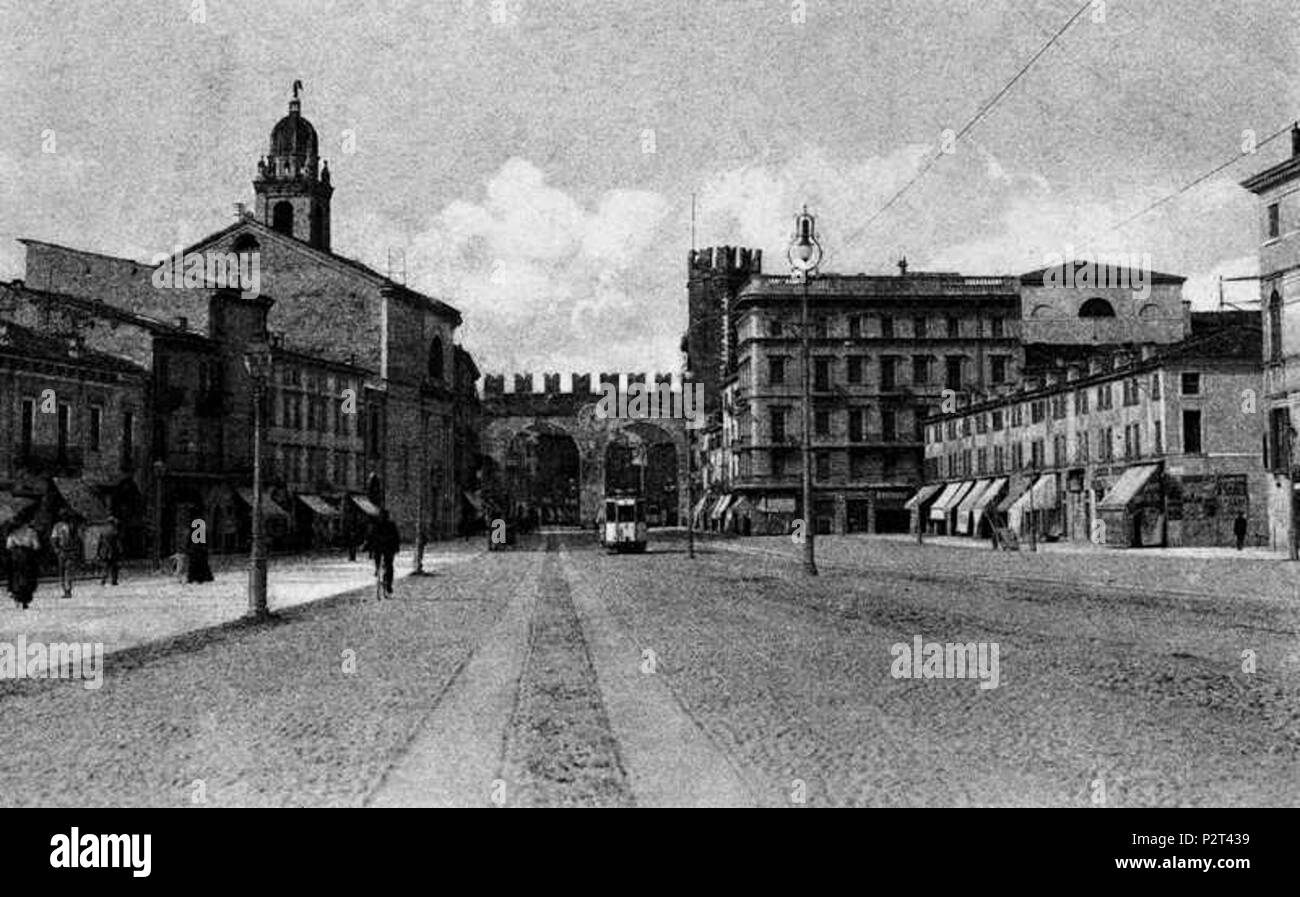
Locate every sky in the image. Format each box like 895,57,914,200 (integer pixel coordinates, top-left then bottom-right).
2,0,1299,379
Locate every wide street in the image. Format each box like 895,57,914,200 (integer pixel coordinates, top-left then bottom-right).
0,531,1296,807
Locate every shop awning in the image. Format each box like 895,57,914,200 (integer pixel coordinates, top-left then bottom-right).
692,494,712,519
997,480,1029,514
52,477,110,522
725,495,753,525
1098,464,1160,511
954,480,993,534
350,495,381,517
236,487,290,519
298,493,339,517
1029,473,1059,511
903,483,943,510
929,481,973,521
970,478,1008,533
710,494,734,520
0,492,36,528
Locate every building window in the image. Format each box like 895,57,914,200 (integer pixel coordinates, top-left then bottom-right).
428,337,444,380
993,445,1004,473
1079,432,1090,463
1075,388,1089,415
768,356,786,386
977,447,987,475
89,406,102,452
991,409,1004,431
912,355,930,385
945,356,962,391
770,408,786,443
880,316,894,339
20,398,35,456
1079,297,1116,318
1122,377,1139,406
1097,383,1113,410
57,404,71,459
273,201,294,235
814,408,830,437
1183,409,1203,453
946,316,959,339
847,356,863,384
1181,372,1200,395
814,357,830,391
815,452,830,480
1031,400,1045,424
814,317,829,339
846,317,857,339
882,409,896,442
1154,420,1163,454
122,412,135,468
1011,442,1023,470
850,450,869,480
1151,373,1161,399
1270,291,1283,362
1031,440,1044,468
1269,407,1291,471
991,317,1004,339
913,316,927,339
1268,202,1280,239
849,409,864,443
1053,435,1066,467
881,356,896,391
990,355,1008,384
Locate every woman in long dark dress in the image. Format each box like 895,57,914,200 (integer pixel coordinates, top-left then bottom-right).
186,540,214,583
6,523,41,609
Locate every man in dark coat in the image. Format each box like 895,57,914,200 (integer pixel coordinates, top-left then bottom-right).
98,516,122,586
6,522,41,609
365,509,401,598
1233,512,1248,551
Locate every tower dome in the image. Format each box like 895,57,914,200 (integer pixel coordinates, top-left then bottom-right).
270,97,318,159
253,81,333,250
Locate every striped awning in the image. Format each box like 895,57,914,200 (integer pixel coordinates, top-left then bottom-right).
297,493,339,516
903,483,943,510
236,487,290,519
350,495,381,517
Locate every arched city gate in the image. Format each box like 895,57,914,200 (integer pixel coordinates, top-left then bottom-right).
480,406,689,528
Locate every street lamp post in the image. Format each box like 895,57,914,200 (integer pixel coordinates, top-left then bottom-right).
789,206,821,576
684,369,695,559
152,460,166,571
1027,459,1038,553
243,343,273,618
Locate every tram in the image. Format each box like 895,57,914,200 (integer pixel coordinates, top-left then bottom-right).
600,491,647,553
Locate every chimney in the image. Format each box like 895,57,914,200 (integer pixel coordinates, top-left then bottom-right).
174,316,188,331
1066,363,1082,382
1140,343,1157,361
1088,356,1104,375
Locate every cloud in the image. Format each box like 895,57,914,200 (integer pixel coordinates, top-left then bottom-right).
394,158,672,373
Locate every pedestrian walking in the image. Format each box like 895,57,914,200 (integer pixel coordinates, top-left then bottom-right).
6,521,41,609
1233,512,1248,551
364,509,401,598
97,515,122,586
51,512,78,599
186,539,214,583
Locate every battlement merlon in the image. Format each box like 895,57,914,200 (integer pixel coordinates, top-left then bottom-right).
479,372,680,396
688,245,763,275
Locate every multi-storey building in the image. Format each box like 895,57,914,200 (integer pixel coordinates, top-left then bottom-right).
718,261,1023,535
3,279,376,556
0,309,150,555
920,314,1265,548
1241,125,1300,552
16,85,480,545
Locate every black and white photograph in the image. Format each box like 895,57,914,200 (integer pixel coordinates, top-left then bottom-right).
0,0,1292,861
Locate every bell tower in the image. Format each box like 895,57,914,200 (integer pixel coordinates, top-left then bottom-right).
253,81,333,251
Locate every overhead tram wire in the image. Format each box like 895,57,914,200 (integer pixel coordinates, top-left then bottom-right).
1095,123,1294,239
843,0,1097,248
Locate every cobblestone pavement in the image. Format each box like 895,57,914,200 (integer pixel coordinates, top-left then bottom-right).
1,531,1295,806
